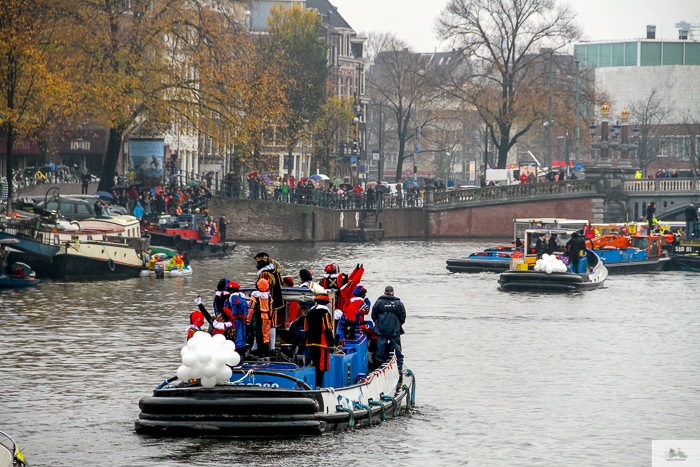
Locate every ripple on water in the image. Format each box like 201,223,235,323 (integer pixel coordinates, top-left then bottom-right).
1,241,699,466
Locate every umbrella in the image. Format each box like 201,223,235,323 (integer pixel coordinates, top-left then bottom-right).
247,171,259,178
333,178,343,186
339,183,353,190
95,191,114,201
168,174,183,181
376,184,390,193
366,182,378,189
0,238,20,245
186,180,201,187
309,174,330,181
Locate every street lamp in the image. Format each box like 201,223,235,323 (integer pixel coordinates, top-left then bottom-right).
589,123,597,137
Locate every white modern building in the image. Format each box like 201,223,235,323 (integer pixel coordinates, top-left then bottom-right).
574,25,700,123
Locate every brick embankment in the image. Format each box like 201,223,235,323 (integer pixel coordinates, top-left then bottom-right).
207,197,427,242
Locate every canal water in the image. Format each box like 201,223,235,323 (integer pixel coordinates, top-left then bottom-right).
1,240,699,466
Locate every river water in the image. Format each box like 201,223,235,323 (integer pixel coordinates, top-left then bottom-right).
1,240,699,466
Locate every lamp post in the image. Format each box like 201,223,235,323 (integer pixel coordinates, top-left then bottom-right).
590,107,639,169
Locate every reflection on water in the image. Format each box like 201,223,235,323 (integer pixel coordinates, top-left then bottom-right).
1,240,700,466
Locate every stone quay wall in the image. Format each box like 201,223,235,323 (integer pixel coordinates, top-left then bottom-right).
208,195,600,242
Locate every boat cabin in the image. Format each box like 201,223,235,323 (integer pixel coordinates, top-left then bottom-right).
514,218,588,242
236,288,369,390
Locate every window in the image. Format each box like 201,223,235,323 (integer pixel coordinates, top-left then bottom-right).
662,42,683,65
686,43,700,65
586,44,599,67
60,203,75,214
47,202,59,211
76,204,90,214
641,42,661,66
599,43,611,67
624,42,637,66
611,42,624,67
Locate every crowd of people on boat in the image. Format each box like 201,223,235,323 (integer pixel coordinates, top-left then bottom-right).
185,253,406,388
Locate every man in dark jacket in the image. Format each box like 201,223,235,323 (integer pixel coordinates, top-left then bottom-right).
535,233,548,258
566,232,586,273
685,202,697,239
371,286,406,370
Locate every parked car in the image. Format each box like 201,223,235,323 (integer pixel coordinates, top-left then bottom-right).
35,198,96,221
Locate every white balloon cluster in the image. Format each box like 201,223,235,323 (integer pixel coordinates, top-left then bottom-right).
177,332,240,388
534,253,568,274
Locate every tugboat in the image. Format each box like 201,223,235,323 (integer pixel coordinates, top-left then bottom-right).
669,238,700,271
588,232,670,273
498,228,608,292
135,288,415,437
446,218,589,273
142,213,236,259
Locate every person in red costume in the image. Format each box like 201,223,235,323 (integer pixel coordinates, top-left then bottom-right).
320,263,364,315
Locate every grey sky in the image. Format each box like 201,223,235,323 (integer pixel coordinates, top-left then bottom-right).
329,0,700,52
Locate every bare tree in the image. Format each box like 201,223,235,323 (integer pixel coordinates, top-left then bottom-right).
629,89,671,176
366,33,434,182
437,0,580,169
679,108,700,174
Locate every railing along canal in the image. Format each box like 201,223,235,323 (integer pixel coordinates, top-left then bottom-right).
624,178,700,192
433,180,596,206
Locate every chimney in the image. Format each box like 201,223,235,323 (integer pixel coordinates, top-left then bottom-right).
647,25,656,39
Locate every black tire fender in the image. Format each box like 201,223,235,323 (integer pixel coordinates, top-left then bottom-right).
107,259,116,271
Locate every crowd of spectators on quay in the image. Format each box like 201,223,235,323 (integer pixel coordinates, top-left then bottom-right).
108,179,211,221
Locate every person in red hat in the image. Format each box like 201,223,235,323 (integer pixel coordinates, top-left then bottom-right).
187,311,208,341
320,263,364,314
282,277,299,326
305,293,335,387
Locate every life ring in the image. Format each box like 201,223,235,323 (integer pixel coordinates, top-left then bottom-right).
188,237,197,248
107,259,116,271
173,234,182,245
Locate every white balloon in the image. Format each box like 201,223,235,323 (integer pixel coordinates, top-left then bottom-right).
202,361,217,378
198,348,212,363
182,351,198,367
542,254,550,261
201,375,217,388
187,338,201,352
545,265,553,274
212,334,226,346
181,346,189,357
177,365,190,381
224,340,236,351
216,365,232,383
189,363,203,379
225,351,241,367
212,352,228,366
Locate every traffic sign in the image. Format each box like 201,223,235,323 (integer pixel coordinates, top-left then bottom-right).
412,180,419,187
350,155,358,165
575,163,583,171
359,165,366,173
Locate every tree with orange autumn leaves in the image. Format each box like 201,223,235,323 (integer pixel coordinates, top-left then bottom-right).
0,0,72,203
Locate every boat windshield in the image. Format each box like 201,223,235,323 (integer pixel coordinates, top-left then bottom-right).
632,237,649,251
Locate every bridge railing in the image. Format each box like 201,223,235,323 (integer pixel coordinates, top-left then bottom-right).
433,179,596,206
624,179,700,192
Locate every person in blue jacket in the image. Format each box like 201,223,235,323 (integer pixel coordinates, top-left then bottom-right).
371,285,406,371
223,281,249,359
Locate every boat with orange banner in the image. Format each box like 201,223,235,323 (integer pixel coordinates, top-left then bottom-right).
586,231,671,274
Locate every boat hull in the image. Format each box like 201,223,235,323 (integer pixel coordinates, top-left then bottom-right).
0,276,39,288
135,357,414,438
669,254,700,272
603,257,671,274
446,258,510,273
145,230,236,259
498,270,606,292
140,266,193,278
53,242,144,280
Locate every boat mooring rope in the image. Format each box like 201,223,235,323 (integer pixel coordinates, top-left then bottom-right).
401,384,412,410
404,369,416,406
335,398,355,429
369,399,386,421
380,393,398,418
354,402,373,426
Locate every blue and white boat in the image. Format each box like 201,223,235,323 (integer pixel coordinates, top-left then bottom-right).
135,288,415,437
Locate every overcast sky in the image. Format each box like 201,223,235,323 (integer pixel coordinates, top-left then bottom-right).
329,0,700,52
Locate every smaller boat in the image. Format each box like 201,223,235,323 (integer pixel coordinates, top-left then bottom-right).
0,430,26,467
140,251,193,278
0,262,39,289
142,213,236,259
498,228,608,292
447,218,590,274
